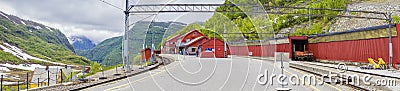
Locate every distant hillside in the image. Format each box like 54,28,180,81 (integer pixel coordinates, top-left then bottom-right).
76,21,185,66
0,11,90,65
69,36,96,50
76,36,121,65
0,11,74,51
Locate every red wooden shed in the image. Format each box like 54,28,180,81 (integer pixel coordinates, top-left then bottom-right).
141,48,151,61
200,38,229,58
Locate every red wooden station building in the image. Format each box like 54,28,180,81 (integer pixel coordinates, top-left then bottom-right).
162,30,229,58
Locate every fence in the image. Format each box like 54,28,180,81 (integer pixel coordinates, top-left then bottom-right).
0,67,76,91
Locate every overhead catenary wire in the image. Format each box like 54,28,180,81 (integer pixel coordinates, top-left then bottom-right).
128,14,157,27
129,0,136,5
98,0,124,11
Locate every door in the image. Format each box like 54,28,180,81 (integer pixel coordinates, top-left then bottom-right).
292,40,307,59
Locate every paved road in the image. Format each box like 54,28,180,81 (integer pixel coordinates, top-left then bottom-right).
84,54,344,91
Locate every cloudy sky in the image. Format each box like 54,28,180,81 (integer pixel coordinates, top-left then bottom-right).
0,0,224,43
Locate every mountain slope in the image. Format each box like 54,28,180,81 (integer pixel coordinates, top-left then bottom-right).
0,11,74,51
69,36,96,50
76,36,122,65
0,11,90,65
76,21,186,66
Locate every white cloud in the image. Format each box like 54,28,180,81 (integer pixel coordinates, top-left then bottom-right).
43,22,122,43
0,2,16,15
0,0,224,43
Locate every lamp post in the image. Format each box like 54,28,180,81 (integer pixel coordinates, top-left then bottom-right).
275,8,291,91
114,61,121,76
99,63,107,79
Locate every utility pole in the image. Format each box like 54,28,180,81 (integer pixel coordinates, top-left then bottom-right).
387,12,393,69
224,24,227,58
123,0,131,73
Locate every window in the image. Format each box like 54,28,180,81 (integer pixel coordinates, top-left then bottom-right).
193,32,197,36
192,48,196,52
205,48,213,52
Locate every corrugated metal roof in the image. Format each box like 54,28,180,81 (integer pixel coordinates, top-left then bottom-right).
308,24,396,38
183,36,208,46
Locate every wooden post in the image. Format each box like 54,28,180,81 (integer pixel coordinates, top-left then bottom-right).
60,69,63,83
47,70,50,86
26,72,29,90
70,72,73,82
1,75,3,91
17,80,19,91
37,78,39,87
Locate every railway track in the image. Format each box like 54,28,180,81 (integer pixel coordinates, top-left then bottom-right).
71,55,169,91
27,55,170,91
289,61,395,91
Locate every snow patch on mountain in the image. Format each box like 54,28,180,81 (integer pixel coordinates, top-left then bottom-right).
0,42,66,65
20,20,26,25
0,63,48,71
0,42,43,61
46,26,53,32
35,26,42,30
0,12,9,20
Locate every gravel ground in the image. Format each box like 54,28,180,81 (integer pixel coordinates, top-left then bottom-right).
330,0,400,32
27,56,170,91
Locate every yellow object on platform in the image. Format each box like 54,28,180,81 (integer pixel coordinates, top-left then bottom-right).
368,58,380,69
29,82,48,88
377,58,386,65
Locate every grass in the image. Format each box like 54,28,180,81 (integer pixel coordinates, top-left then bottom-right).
82,63,123,78
2,84,28,91
393,16,400,24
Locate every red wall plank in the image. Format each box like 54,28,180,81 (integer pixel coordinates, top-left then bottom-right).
307,38,393,63
230,43,291,57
